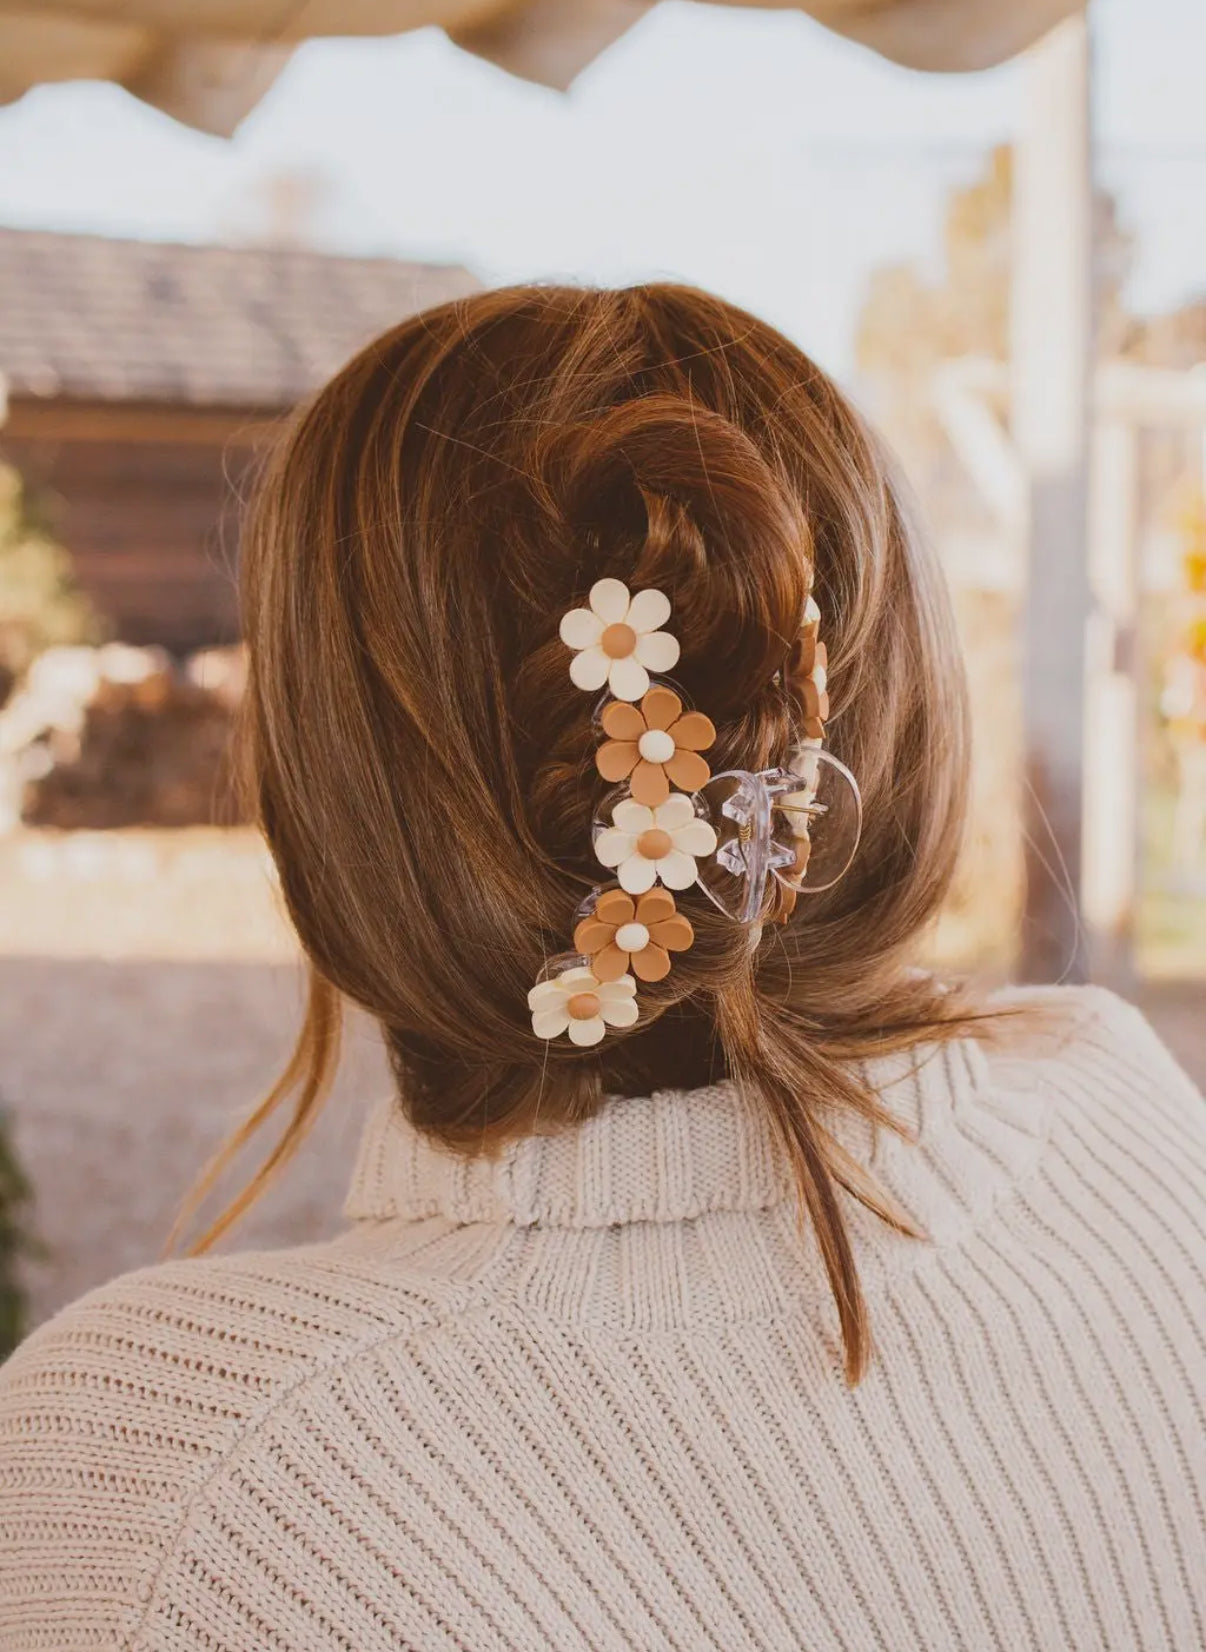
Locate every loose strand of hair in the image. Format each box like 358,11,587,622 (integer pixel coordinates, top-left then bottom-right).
715,970,872,1383
166,967,342,1258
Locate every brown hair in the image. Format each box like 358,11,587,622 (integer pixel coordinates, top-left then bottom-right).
180,282,977,1382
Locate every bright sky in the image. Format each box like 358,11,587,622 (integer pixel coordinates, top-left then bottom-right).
1,0,1203,376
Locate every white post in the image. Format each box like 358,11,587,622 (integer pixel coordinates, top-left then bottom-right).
1011,12,1095,983
1082,416,1139,982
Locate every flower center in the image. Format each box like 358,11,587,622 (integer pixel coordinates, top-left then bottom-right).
636,827,673,860
567,991,601,1020
637,728,675,764
614,921,650,953
600,622,637,659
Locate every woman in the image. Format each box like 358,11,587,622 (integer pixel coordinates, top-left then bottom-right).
1,284,1202,1651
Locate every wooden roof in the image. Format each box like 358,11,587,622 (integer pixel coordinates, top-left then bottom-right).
0,227,479,409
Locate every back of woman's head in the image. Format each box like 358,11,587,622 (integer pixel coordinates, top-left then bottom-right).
202,283,974,1380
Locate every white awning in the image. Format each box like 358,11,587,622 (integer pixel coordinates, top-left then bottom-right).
0,1,1081,136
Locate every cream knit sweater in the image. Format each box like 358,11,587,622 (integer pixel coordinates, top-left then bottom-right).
1,985,1203,1651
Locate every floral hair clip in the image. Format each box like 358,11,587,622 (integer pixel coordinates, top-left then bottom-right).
527,967,638,1047
529,577,861,1043
595,685,715,806
559,577,680,701
573,887,694,983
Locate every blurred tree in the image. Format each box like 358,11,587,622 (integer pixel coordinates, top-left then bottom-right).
855,146,1132,970
857,143,1206,968
0,464,102,706
858,144,1132,369
856,144,1132,486
1124,297,1206,369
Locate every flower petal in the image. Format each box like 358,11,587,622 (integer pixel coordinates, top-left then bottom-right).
559,607,603,650
612,798,655,834
594,888,635,925
589,577,631,624
625,587,671,635
635,888,676,925
791,632,816,677
655,793,696,830
618,854,657,894
599,996,639,1029
572,916,614,955
594,828,635,868
668,710,715,751
600,700,646,742
569,646,610,691
664,748,710,792
672,819,719,858
596,974,637,1000
568,1016,607,1046
592,942,629,982
634,630,680,672
649,913,695,951
527,980,567,1011
607,655,650,702
657,849,700,890
631,943,671,982
559,966,599,989
596,739,640,783
630,759,670,808
532,1008,570,1039
641,685,682,731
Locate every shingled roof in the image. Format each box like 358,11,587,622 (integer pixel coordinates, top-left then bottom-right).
0,227,480,409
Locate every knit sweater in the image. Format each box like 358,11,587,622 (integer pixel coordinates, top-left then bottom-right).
0,985,1203,1651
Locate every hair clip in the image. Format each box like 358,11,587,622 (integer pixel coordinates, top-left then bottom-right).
573,887,694,983
559,578,680,701
595,685,715,806
529,576,859,1043
528,965,638,1046
693,754,862,926
593,791,718,895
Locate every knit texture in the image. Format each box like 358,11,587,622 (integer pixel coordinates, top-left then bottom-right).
0,984,1203,1651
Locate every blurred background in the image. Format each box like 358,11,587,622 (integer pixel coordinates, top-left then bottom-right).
0,0,1202,1350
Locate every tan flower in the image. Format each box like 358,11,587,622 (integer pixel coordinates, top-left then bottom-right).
595,685,716,807
773,744,822,924
573,887,695,983
787,595,829,738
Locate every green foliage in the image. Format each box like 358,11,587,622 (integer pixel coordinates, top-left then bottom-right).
0,1107,32,1358
0,463,102,698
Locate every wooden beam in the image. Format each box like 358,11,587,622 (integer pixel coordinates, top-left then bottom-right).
2,397,280,448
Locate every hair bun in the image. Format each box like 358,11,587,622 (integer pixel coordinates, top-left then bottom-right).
541,395,812,708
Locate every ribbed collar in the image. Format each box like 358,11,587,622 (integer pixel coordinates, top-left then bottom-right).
345,1032,1052,1241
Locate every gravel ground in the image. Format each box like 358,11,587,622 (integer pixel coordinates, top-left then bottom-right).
3,957,391,1327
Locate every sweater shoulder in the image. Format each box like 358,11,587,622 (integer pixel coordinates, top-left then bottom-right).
985,983,1202,1101
979,981,1206,1198
0,1238,457,1649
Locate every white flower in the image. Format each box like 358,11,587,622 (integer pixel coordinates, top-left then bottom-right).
594,793,718,895
558,578,680,702
527,967,639,1046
